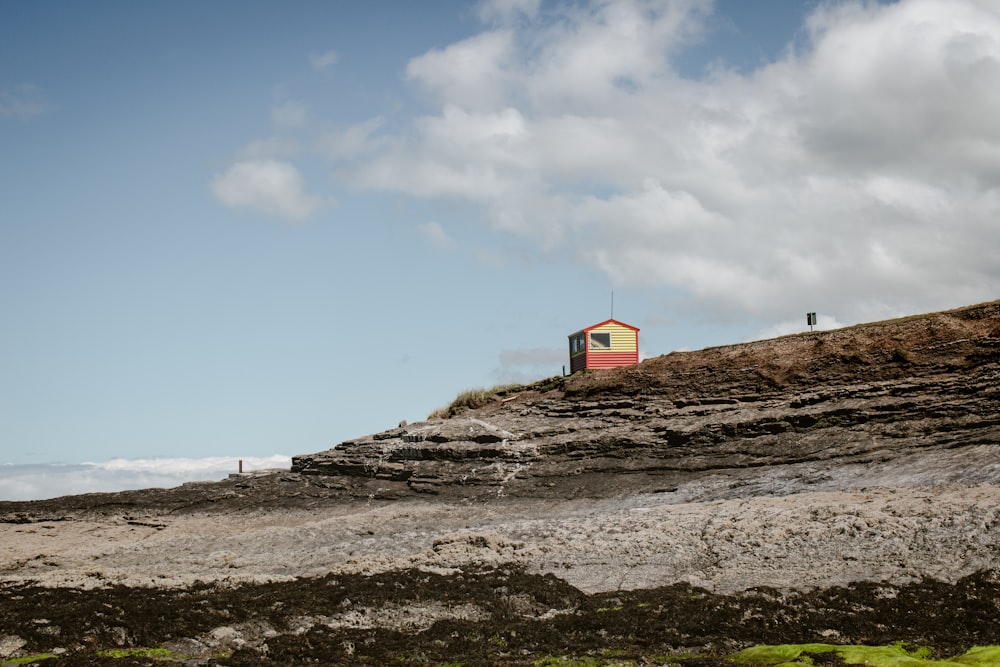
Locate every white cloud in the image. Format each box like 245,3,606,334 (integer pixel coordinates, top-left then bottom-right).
334,0,1000,328
310,50,338,70
214,0,1000,329
406,30,518,111
0,456,291,502
417,221,456,249
319,117,385,160
211,159,322,221
0,84,49,119
352,105,529,197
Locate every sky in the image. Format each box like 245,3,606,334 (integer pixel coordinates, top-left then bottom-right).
2,0,999,482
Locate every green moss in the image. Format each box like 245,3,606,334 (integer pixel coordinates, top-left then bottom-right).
954,647,1000,664
733,643,833,665
3,655,59,665
732,643,1000,667
94,647,184,660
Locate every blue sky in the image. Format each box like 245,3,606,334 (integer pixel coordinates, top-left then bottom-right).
3,0,999,471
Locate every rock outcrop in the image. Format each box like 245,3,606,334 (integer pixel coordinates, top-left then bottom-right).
292,300,1000,501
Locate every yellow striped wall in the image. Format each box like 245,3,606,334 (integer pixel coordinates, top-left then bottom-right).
588,322,638,352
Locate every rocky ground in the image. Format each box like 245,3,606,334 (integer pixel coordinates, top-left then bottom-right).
1,301,999,665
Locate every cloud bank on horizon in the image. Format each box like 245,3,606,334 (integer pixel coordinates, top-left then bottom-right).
213,0,1000,336
0,456,292,502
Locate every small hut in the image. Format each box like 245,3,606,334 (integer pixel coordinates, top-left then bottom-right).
567,319,639,373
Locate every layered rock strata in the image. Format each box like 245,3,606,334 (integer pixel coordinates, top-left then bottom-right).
292,301,1000,502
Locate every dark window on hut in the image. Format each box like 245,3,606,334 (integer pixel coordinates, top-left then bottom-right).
571,334,585,353
589,332,611,349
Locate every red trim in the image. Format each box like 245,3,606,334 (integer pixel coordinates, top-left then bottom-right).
582,318,640,333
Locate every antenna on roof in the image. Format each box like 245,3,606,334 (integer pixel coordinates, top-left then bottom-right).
610,290,615,320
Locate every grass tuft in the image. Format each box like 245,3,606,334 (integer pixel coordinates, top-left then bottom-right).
428,376,564,420
428,384,523,419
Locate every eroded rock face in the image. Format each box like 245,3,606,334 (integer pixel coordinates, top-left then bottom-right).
292,301,1000,501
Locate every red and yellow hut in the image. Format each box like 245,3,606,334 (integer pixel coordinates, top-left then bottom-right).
568,319,639,373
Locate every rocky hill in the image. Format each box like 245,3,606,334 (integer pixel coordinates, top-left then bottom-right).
293,300,1000,504
1,301,999,666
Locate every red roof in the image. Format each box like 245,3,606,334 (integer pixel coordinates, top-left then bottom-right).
578,318,639,333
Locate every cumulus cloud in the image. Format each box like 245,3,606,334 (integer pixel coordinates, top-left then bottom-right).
215,0,1000,330
336,0,1000,328
211,159,322,220
0,456,291,502
406,31,518,111
0,84,49,119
